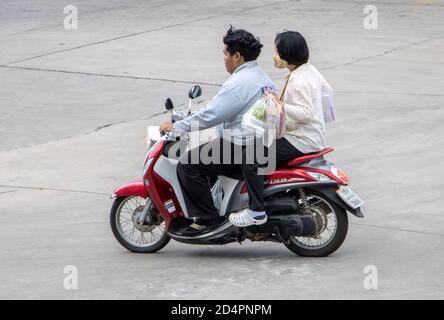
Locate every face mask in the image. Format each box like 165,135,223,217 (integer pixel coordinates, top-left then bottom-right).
273,54,289,69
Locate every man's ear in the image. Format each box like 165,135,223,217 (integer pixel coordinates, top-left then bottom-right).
234,52,241,62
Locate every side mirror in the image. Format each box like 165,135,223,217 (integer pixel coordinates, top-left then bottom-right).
188,85,202,99
165,98,174,111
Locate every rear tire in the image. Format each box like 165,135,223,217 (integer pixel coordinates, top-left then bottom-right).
110,196,170,253
284,191,348,257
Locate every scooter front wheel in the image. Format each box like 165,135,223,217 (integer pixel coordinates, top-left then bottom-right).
110,196,170,253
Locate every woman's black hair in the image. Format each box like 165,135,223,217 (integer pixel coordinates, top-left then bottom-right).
223,25,263,61
275,31,309,66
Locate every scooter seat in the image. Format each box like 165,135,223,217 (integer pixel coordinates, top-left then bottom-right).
286,148,334,167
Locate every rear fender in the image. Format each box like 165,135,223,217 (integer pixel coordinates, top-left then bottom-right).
306,185,364,218
265,182,364,218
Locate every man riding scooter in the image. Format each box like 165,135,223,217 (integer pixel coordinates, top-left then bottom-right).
159,25,274,233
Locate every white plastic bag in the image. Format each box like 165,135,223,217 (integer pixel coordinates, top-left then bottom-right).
242,93,286,146
321,87,336,124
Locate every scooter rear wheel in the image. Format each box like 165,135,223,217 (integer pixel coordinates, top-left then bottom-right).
110,196,170,253
283,191,348,257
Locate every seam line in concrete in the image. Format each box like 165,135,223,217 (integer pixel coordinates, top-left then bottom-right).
0,185,110,196
1,186,442,237
0,102,206,153
351,222,444,237
329,0,444,7
0,1,287,67
324,38,433,70
0,65,223,87
0,190,19,195
4,66,444,98
334,90,444,97
5,4,142,37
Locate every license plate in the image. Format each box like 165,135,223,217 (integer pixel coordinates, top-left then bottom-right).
337,186,364,209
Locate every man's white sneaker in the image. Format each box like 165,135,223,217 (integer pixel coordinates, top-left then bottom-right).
229,209,267,227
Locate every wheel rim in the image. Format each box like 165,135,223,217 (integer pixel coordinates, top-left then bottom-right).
290,195,338,250
115,196,166,248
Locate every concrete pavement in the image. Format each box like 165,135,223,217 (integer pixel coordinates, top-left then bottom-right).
0,0,443,299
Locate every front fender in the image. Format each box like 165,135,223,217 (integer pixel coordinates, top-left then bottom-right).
111,180,148,199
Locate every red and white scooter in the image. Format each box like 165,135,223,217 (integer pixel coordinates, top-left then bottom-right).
110,85,364,257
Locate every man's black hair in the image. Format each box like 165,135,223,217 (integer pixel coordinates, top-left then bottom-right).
275,31,309,66
223,25,263,61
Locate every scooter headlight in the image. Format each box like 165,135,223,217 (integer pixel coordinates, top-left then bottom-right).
142,157,154,177
142,141,160,176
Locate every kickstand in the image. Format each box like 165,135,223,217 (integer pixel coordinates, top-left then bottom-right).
274,227,290,245
237,232,246,245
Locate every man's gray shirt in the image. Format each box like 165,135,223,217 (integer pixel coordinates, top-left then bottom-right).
174,61,275,145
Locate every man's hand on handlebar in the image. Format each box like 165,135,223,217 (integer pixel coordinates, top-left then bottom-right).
159,121,175,135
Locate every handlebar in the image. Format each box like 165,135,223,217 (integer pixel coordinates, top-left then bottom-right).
162,129,188,142
170,110,188,123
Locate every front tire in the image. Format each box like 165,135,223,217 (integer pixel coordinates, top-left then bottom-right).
284,190,348,257
110,196,170,253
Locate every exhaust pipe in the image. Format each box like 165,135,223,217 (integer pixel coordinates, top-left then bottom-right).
258,215,318,237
